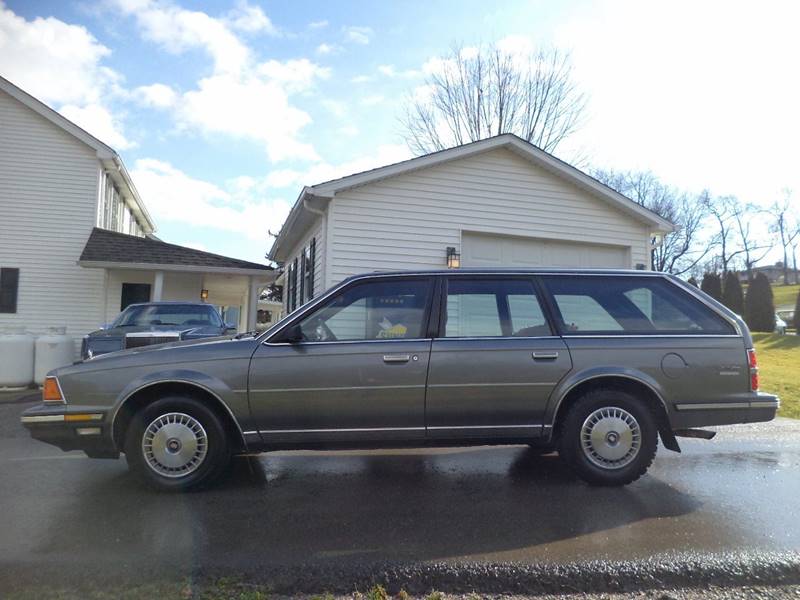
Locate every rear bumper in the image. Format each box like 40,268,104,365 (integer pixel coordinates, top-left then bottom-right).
21,403,119,458
672,393,780,428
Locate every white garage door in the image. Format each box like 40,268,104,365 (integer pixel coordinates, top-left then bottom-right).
462,232,630,268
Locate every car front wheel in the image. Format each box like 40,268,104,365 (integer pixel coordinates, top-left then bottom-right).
124,396,231,492
557,389,658,486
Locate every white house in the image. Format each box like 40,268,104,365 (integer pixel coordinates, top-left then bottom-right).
268,134,674,313
0,76,275,357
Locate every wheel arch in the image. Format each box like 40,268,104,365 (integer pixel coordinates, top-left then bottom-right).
111,380,247,453
548,373,680,452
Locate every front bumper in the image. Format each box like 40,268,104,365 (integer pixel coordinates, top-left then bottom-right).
672,393,780,428
21,403,119,458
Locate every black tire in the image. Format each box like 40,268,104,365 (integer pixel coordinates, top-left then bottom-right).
124,395,231,492
557,389,657,486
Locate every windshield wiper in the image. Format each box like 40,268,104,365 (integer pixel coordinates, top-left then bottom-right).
233,330,258,339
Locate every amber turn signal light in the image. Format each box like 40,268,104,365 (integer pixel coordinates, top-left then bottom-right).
43,377,63,403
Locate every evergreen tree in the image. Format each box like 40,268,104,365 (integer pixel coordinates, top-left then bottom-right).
744,273,775,332
794,289,800,331
722,271,745,315
700,273,722,302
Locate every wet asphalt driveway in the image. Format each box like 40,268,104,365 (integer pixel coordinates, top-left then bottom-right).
1,394,799,595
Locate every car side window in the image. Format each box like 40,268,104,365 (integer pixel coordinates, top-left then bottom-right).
541,276,735,335
296,279,431,342
444,278,551,337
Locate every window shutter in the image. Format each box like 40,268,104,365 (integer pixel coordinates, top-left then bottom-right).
0,268,20,313
308,238,316,300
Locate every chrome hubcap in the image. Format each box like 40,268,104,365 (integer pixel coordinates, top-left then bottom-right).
142,412,208,478
581,406,641,470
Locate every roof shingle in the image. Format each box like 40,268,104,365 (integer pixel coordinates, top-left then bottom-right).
80,228,272,271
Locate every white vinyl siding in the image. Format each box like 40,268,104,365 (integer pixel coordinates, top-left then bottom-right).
0,88,105,356
327,148,651,285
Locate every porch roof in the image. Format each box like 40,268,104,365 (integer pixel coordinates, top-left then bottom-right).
78,228,275,278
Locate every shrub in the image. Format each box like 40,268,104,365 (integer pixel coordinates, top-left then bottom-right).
687,276,699,287
794,289,800,331
722,271,744,315
700,273,722,302
744,273,775,332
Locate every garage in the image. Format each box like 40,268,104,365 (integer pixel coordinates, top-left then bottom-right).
461,231,631,268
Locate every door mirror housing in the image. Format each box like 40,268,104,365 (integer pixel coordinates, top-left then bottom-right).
280,324,305,344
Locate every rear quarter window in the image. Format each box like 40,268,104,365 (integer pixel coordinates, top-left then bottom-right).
540,276,735,335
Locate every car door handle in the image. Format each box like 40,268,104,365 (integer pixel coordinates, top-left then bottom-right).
383,354,411,363
532,352,559,360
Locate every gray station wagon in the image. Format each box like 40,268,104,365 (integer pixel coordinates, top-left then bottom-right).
22,269,779,491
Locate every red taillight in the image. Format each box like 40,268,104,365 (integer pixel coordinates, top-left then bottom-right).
747,348,759,391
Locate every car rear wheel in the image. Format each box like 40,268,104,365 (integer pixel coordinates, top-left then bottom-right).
124,396,230,492
557,389,658,486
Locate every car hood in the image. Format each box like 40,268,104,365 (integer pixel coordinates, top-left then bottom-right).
88,324,222,337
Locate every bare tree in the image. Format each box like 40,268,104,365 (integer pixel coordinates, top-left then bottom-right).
768,191,800,285
592,169,710,275
728,199,772,281
402,43,586,155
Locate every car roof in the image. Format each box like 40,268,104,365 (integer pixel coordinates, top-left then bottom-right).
342,268,666,282
124,302,215,308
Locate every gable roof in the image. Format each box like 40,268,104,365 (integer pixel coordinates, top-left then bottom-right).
0,75,156,234
79,228,274,276
268,134,674,262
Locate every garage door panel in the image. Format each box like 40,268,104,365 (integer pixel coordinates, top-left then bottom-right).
462,232,629,269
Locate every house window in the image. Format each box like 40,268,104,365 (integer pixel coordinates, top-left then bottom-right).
286,259,299,313
304,238,316,302
0,268,20,313
121,283,151,311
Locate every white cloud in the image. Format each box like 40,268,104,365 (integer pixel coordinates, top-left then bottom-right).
343,25,372,45
315,42,338,55
224,1,279,35
350,74,371,83
321,99,347,118
59,103,134,149
0,2,130,149
338,125,359,137
257,58,330,92
133,83,177,108
112,0,326,161
360,94,385,106
263,144,412,190
377,64,420,78
130,158,291,241
554,0,800,201
308,20,328,29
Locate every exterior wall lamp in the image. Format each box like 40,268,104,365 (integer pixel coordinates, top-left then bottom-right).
446,246,461,269
200,289,209,301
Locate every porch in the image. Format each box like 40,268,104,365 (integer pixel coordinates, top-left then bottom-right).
79,228,275,332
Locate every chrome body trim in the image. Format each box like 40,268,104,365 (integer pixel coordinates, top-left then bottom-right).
676,399,780,411
259,426,425,434
427,424,539,430
21,415,66,423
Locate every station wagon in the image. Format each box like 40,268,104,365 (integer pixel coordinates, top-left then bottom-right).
22,269,779,491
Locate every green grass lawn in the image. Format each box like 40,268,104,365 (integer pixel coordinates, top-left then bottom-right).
772,283,799,309
753,332,800,419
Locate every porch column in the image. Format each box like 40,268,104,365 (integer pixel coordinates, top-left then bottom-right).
153,271,164,301
246,276,259,332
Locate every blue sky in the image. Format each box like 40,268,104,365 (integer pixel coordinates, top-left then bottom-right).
1,0,798,264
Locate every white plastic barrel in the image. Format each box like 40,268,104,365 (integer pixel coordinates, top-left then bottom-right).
0,327,35,389
34,327,74,385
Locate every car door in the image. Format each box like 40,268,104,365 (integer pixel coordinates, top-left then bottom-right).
425,276,572,439
248,276,435,444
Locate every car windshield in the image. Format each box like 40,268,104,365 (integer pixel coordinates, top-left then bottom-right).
113,304,224,328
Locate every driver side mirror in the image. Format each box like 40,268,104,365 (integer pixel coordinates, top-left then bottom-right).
280,324,305,344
